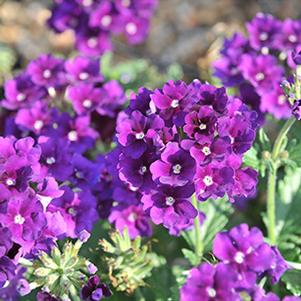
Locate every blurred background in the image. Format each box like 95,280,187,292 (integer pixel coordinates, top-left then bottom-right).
1,0,301,85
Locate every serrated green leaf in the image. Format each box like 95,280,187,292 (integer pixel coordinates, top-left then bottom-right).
259,128,271,151
282,270,301,296
243,147,260,171
182,248,199,266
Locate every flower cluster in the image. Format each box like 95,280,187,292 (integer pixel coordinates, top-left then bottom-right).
48,0,158,56
213,13,301,119
113,80,259,235
0,54,126,299
180,224,295,301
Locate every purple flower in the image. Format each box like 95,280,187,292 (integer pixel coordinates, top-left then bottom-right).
142,183,196,235
291,45,301,65
37,291,61,301
67,83,103,114
118,149,157,192
1,74,46,110
65,56,104,83
246,13,281,50
213,224,274,288
0,256,16,289
292,99,301,120
239,54,284,93
180,263,240,301
96,80,126,117
75,29,112,56
184,106,217,140
267,247,290,284
109,204,152,239
195,164,234,201
117,110,164,159
81,275,111,301
150,142,196,186
27,54,65,87
0,190,46,253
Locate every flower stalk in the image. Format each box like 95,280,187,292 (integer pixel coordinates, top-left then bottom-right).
192,194,204,263
266,118,295,245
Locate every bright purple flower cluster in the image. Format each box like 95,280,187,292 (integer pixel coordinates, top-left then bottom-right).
48,0,158,56
0,54,127,298
2,54,126,138
113,80,259,235
180,224,294,301
213,13,301,119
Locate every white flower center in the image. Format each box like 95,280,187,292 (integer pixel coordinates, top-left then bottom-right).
172,164,182,174
288,34,297,43
14,214,25,225
34,120,44,131
79,72,89,80
53,122,58,129
255,72,265,81
279,51,287,61
135,132,145,140
17,93,26,102
122,0,131,7
48,87,56,97
202,146,211,156
171,99,179,108
203,175,213,186
87,38,98,48
101,15,112,27
46,157,56,165
206,287,216,298
234,251,245,264
68,207,77,216
278,95,286,105
139,166,147,175
83,99,92,108
43,69,52,79
199,123,207,130
68,130,78,141
82,0,93,7
6,178,15,186
261,47,269,55
165,196,175,206
126,22,138,35
128,213,137,222
259,32,268,41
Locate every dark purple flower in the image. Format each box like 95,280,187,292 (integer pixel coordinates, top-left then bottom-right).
37,291,61,301
142,183,196,235
292,99,301,120
81,275,111,301
0,256,16,289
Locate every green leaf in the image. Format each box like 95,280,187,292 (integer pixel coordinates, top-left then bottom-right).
259,128,271,152
288,141,301,167
282,270,301,296
243,147,260,171
277,167,301,262
182,196,233,254
182,248,199,266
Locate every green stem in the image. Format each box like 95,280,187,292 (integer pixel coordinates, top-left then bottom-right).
135,288,146,301
192,194,203,262
267,118,295,245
